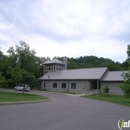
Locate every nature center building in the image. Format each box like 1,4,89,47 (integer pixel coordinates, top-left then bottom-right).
39,57,125,95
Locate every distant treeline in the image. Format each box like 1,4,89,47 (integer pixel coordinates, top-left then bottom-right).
67,56,128,71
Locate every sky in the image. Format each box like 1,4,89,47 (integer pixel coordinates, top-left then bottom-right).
0,0,130,63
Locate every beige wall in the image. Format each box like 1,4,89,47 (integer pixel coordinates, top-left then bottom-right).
41,81,68,92
101,81,123,95
41,80,90,93
41,80,124,95
68,80,90,93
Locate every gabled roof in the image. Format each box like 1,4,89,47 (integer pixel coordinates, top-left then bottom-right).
43,59,64,65
101,71,128,81
39,67,108,80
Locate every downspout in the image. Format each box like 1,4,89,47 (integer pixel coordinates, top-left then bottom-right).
97,80,99,97
97,80,99,91
68,80,69,93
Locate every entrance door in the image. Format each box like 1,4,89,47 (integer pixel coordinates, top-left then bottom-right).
90,80,97,90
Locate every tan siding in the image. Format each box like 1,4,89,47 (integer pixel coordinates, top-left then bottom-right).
41,80,90,93
101,82,123,95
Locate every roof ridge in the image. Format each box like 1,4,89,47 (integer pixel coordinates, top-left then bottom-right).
64,67,108,71
43,58,64,65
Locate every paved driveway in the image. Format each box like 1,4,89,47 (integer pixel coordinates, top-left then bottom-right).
0,91,129,130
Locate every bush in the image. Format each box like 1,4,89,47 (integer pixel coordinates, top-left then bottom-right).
120,82,130,98
120,71,130,98
103,86,110,96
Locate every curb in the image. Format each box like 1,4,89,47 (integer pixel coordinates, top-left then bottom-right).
0,98,51,105
41,91,66,95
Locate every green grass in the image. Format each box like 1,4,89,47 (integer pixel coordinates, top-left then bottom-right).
0,91,49,102
82,94,130,107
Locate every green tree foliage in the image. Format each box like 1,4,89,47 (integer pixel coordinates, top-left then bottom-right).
0,72,6,87
67,56,124,70
0,49,8,77
21,70,39,88
127,45,130,59
103,86,110,96
7,65,23,85
121,60,128,70
0,41,42,88
7,41,41,77
7,64,39,89
120,44,130,98
120,72,130,98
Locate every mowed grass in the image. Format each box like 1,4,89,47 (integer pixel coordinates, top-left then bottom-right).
0,91,49,102
82,94,130,107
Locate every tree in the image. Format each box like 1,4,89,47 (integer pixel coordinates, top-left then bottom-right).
7,65,39,89
103,86,110,96
67,56,124,70
5,41,41,89
0,50,8,77
120,44,130,98
120,72,130,98
7,41,41,77
21,70,39,89
7,65,23,86
0,72,6,87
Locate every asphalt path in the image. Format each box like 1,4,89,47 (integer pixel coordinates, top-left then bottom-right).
0,91,129,130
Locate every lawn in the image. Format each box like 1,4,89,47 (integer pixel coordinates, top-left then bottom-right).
82,94,130,107
0,91,49,102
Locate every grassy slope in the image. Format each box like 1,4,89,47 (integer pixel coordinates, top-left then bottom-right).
82,94,130,107
0,91,48,102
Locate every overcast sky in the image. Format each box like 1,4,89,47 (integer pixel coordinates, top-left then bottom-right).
0,0,130,63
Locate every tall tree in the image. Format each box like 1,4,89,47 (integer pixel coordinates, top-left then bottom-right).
7,41,41,77
7,65,23,86
6,41,40,88
0,72,6,87
120,44,130,98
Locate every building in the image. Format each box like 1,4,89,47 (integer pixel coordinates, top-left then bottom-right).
100,71,127,95
43,57,67,73
39,57,126,95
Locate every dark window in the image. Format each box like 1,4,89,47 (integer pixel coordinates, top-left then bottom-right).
62,83,66,88
71,83,76,89
44,83,46,87
53,83,57,88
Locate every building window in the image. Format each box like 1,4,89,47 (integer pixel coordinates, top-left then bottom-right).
62,83,66,88
53,83,57,88
44,83,46,87
71,83,76,89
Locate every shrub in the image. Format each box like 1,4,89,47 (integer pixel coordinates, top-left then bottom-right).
103,86,110,96
120,82,130,98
